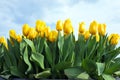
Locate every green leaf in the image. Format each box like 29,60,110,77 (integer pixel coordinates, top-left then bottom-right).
62,33,75,61
74,35,85,66
96,62,105,76
39,37,45,53
45,42,52,66
64,66,85,78
24,39,36,53
34,69,51,78
55,61,72,71
10,66,25,78
23,46,32,74
58,32,64,61
82,58,97,74
104,58,120,74
102,74,115,80
30,52,44,69
77,72,89,79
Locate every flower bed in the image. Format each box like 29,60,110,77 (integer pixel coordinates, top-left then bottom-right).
0,19,120,80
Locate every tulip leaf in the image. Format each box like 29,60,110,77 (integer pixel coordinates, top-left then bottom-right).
30,52,44,69
55,61,72,71
34,69,51,78
82,58,97,74
96,62,105,76
62,34,75,61
104,61,120,74
45,42,52,66
10,66,25,78
23,46,32,74
64,66,85,78
102,74,115,80
24,39,36,53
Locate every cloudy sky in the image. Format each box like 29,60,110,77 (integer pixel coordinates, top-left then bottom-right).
0,0,120,39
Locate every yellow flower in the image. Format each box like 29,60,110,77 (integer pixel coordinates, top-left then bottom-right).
22,24,30,36
84,30,91,40
56,20,63,31
98,23,106,36
36,20,46,33
16,35,22,42
0,36,8,49
95,33,100,42
79,22,86,34
44,26,50,38
63,19,73,35
39,26,50,38
27,27,37,39
48,30,58,42
89,20,98,35
9,29,17,39
108,34,120,45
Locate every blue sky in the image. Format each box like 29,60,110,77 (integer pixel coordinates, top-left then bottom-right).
0,0,120,39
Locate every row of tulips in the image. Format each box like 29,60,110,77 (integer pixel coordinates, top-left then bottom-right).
0,19,120,80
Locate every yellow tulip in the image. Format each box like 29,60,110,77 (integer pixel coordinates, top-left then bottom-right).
84,30,91,40
36,20,46,33
9,29,17,39
39,26,50,38
44,26,50,38
108,34,120,45
89,20,98,35
48,30,58,42
98,23,106,36
79,22,86,34
0,36,8,49
95,33,100,42
63,19,73,35
56,20,63,31
16,35,22,42
22,24,30,36
27,27,37,39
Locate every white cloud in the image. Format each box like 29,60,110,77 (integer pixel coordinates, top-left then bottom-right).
0,0,120,40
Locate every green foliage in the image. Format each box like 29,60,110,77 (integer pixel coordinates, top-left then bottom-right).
0,33,120,79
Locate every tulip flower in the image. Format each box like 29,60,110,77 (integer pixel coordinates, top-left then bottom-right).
108,34,120,45
27,27,37,39
63,19,74,35
98,23,106,36
16,35,22,42
0,36,8,49
89,20,98,35
79,22,86,34
84,30,91,40
9,29,17,39
48,30,58,42
56,20,63,31
22,24,30,37
36,20,46,33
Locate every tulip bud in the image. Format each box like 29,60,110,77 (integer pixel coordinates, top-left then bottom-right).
0,36,8,49
9,29,17,39
48,30,58,42
16,35,22,42
56,20,63,31
98,23,106,36
36,20,46,33
22,24,30,36
89,20,98,35
27,27,37,39
84,30,91,40
79,22,86,34
63,19,73,35
108,34,120,45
